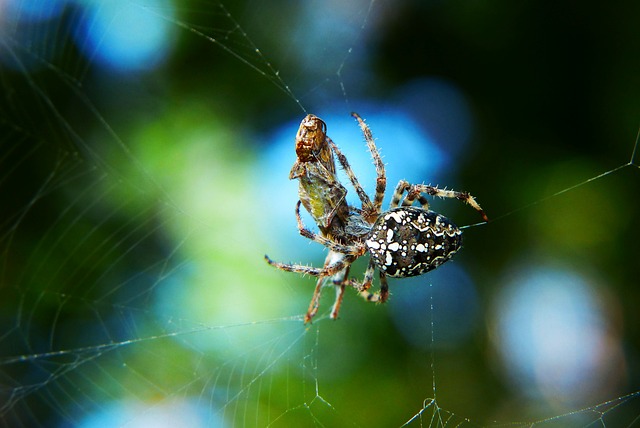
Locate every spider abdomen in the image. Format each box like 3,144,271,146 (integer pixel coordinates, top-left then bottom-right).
365,207,462,278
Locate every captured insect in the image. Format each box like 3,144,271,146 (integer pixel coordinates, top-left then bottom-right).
266,113,488,323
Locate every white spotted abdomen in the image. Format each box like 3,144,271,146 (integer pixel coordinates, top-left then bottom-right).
365,207,462,277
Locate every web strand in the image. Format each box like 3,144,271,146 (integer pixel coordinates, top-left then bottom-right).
1,0,638,427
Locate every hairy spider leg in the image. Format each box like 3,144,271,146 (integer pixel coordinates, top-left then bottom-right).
325,112,387,223
305,276,326,323
351,112,386,216
264,253,358,278
414,184,489,222
389,180,411,208
327,259,390,319
404,193,430,208
339,258,390,304
329,281,347,320
377,273,390,302
294,199,363,321
294,201,364,255
343,257,375,295
326,135,373,213
390,180,488,222
328,263,350,320
389,180,430,209
306,251,351,323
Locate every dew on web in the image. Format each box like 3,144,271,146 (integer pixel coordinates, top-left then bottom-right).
1,0,639,427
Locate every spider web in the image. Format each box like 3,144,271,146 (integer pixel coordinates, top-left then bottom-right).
1,0,639,427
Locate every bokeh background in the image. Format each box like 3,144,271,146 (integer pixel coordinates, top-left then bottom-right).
1,0,639,426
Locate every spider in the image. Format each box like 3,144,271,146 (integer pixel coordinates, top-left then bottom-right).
266,113,488,323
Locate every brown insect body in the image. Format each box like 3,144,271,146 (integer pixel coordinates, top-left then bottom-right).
289,115,349,239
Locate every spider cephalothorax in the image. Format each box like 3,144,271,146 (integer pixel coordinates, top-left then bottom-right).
266,113,488,323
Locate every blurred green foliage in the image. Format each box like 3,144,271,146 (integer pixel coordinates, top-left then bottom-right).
0,0,638,426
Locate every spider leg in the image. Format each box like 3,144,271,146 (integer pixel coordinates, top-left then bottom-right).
329,265,350,320
264,253,356,277
329,283,347,320
294,201,364,255
325,113,387,222
305,276,329,323
402,188,430,208
379,273,389,302
351,112,386,217
414,184,489,222
266,251,356,323
342,257,375,294
390,180,487,221
306,252,350,323
326,135,373,212
409,194,430,208
389,180,411,208
356,271,390,303
390,180,431,209
340,258,389,304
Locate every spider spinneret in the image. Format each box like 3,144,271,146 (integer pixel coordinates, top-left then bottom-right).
265,113,488,323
